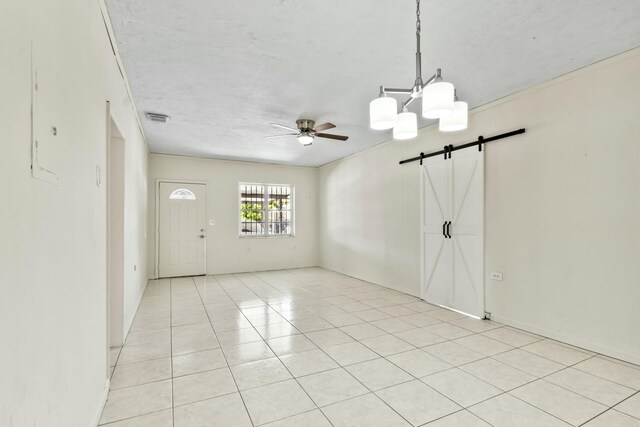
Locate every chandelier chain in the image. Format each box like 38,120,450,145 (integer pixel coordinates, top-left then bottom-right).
416,0,421,36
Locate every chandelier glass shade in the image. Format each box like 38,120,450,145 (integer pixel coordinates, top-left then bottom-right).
369,96,398,130
439,100,468,132
393,109,418,140
422,80,455,119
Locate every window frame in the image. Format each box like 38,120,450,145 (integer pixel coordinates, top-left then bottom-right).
238,182,295,238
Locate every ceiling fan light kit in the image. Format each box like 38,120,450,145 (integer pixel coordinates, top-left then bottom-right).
297,131,314,146
370,0,467,138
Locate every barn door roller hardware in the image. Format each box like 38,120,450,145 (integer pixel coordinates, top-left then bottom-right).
399,128,526,165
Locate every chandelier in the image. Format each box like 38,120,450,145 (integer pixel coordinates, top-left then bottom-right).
369,0,468,139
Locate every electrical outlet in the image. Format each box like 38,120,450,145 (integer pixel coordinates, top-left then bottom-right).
208,219,215,226
491,272,503,281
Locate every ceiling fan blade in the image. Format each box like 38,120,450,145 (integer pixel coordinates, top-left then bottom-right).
313,122,336,132
316,133,349,141
264,134,298,139
270,123,298,132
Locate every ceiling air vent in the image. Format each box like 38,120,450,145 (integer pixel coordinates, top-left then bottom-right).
145,112,170,123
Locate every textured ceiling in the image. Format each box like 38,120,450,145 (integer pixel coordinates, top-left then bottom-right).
106,0,640,167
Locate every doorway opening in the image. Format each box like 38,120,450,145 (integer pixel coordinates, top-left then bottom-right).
107,110,125,374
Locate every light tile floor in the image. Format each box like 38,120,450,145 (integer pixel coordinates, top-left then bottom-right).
101,268,640,426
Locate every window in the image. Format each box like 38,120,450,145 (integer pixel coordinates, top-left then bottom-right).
240,183,293,236
169,188,196,200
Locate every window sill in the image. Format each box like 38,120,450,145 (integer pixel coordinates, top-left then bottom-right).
238,234,295,239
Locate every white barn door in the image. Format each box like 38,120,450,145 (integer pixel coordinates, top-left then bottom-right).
420,156,452,309
421,148,484,318
159,182,206,278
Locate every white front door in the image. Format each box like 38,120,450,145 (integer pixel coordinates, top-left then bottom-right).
421,147,485,318
158,182,206,278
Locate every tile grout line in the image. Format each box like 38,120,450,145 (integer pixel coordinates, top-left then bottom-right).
101,281,173,425
232,271,336,427
423,344,624,423
221,270,633,427
507,352,635,407
107,269,640,427
248,284,399,427
485,354,616,426
576,389,640,426
580,389,640,425
276,270,635,421
301,287,634,426
579,393,636,426
103,331,616,424
325,316,531,418
242,269,408,424
415,408,497,427
192,275,258,427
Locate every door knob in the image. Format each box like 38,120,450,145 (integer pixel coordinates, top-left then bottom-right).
199,235,205,239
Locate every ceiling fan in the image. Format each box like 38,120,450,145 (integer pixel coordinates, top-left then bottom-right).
266,119,349,146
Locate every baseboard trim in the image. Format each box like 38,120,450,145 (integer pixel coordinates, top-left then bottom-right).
318,265,420,298
123,278,148,342
319,266,639,366
491,314,640,366
92,378,110,427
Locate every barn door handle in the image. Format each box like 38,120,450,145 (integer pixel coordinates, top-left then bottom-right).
445,221,451,238
443,222,447,238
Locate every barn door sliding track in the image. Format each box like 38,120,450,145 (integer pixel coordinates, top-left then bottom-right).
399,128,526,165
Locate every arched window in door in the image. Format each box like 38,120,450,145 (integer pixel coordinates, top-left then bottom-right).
169,188,196,200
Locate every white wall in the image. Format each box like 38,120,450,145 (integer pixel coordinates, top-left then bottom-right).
121,122,149,340
0,1,149,425
148,154,318,276
319,48,640,364
109,134,125,346
319,143,421,297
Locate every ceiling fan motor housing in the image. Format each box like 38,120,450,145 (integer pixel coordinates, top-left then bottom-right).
296,119,315,131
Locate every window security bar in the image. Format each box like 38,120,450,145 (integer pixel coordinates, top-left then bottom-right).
240,183,293,236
